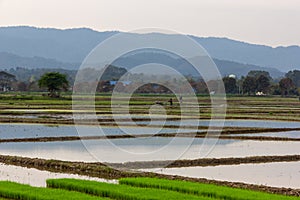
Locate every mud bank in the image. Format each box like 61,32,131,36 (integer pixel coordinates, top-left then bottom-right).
2,130,300,143
109,155,300,169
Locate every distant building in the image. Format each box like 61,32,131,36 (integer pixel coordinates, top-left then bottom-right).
256,91,266,96
109,80,131,86
228,74,236,79
0,71,17,91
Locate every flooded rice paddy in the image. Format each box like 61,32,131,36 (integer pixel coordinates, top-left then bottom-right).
1,119,300,189
143,161,300,189
0,123,198,139
0,163,117,187
126,119,300,128
0,137,299,162
230,130,300,139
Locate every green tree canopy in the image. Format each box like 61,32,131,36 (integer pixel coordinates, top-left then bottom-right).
38,72,69,97
279,77,297,96
223,77,237,94
247,70,272,81
242,76,256,95
286,70,300,87
256,74,270,93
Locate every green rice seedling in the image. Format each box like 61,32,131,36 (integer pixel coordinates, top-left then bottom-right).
119,177,299,200
0,181,103,200
47,178,212,200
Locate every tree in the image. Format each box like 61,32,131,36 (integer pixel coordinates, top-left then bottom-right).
97,80,113,93
286,70,300,87
247,70,272,81
38,72,69,97
194,80,208,94
279,77,297,96
256,75,270,93
242,76,256,95
16,81,28,91
223,77,237,94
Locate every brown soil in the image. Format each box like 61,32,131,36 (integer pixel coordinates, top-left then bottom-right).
109,155,300,169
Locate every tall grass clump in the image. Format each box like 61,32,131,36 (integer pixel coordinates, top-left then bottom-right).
0,181,102,200
119,177,299,200
47,178,212,200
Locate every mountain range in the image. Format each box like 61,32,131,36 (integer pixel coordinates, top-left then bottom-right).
0,26,299,77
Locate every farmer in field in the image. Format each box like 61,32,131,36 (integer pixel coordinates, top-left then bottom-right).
168,98,173,106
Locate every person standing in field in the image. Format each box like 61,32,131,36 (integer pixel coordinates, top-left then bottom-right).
168,98,173,106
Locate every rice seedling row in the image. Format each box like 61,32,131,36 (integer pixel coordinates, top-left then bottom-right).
46,178,212,200
119,177,299,200
0,181,105,200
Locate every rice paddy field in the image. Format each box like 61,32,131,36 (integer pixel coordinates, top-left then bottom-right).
0,177,298,200
0,92,299,199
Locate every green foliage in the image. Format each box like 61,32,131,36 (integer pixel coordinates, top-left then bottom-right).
242,76,256,95
0,94,71,105
279,77,298,96
247,70,272,81
119,177,299,200
241,71,272,95
38,72,69,97
256,74,270,93
0,181,102,200
46,178,211,200
242,74,270,95
9,67,77,84
223,77,238,94
286,70,300,87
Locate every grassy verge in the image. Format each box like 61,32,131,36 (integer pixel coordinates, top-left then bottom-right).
119,177,299,200
46,178,211,200
0,181,104,200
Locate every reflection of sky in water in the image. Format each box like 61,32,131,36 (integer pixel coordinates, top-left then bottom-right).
0,123,198,139
0,138,299,163
232,131,300,138
0,163,117,187
143,161,300,189
129,119,300,128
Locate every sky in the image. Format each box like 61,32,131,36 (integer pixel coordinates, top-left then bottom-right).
0,0,299,47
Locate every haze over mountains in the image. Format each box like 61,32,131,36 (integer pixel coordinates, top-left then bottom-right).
0,26,299,77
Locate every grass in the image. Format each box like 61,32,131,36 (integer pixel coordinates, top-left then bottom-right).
1,93,300,124
46,178,212,200
0,174,298,199
119,177,299,200
1,92,300,119
0,181,104,200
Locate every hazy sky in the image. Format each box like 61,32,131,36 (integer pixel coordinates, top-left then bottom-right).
0,0,299,47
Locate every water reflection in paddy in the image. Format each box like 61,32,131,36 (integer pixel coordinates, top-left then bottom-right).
126,119,300,128
0,138,299,163
0,123,197,139
231,131,300,139
0,163,117,187
143,161,300,189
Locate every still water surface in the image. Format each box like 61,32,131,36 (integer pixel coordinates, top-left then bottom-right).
0,138,299,163
231,131,300,138
0,123,197,139
143,161,300,189
0,163,117,187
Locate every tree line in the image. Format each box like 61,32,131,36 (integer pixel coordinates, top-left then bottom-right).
8,69,300,97
222,70,299,96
